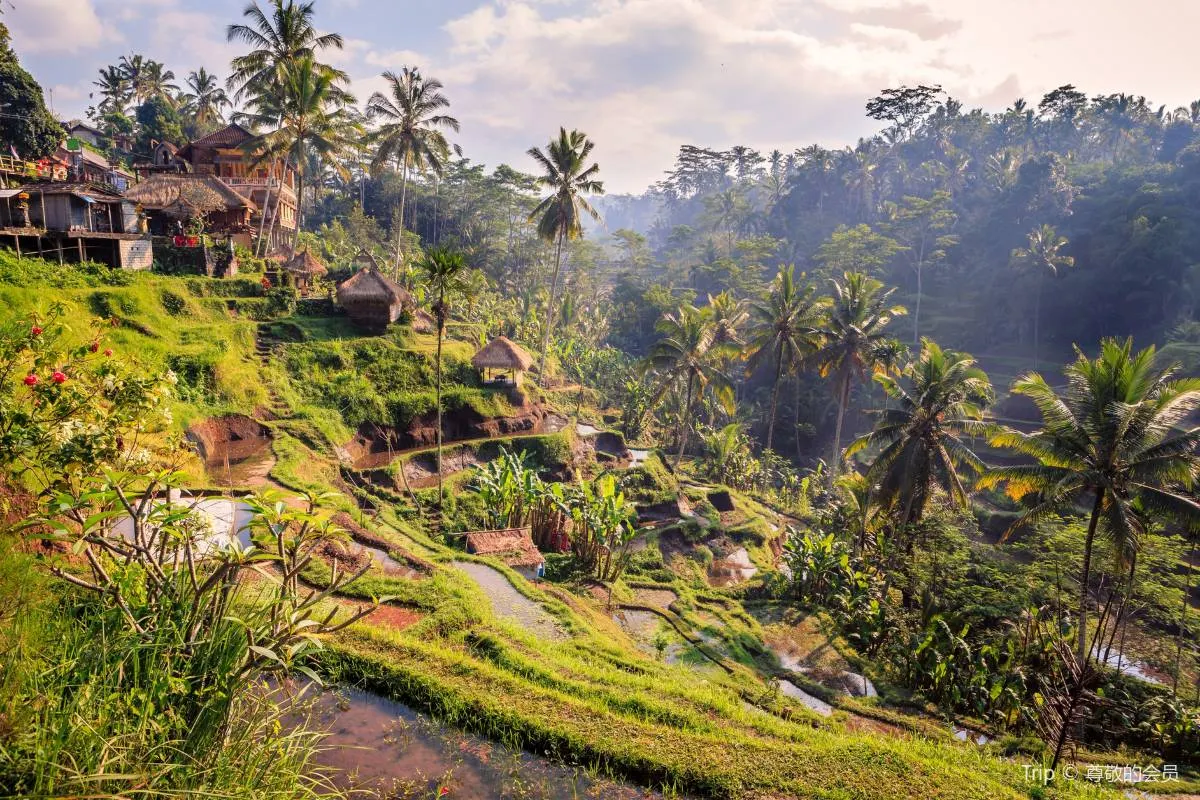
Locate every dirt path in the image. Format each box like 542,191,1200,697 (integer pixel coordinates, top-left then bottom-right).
452,561,567,641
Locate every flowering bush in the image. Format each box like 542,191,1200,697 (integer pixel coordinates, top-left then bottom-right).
0,306,176,490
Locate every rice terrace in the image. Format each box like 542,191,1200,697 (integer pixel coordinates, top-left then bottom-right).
0,1,1198,798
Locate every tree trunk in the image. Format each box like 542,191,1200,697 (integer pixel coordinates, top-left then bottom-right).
435,306,445,513
1078,488,1105,664
675,373,695,468
830,370,851,473
794,374,804,461
293,170,304,252
1033,271,1043,369
255,159,276,258
913,261,922,346
536,230,565,388
765,358,782,452
393,160,409,279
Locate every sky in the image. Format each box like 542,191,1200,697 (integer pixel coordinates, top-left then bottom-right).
7,0,1200,193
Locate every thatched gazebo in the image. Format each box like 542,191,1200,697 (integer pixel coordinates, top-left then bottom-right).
472,336,534,387
336,267,414,332
282,248,328,294
124,173,254,235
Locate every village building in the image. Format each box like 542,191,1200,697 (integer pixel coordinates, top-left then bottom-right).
124,173,255,240
62,121,105,149
464,528,546,580
0,182,152,269
55,144,134,191
171,123,298,251
335,265,416,331
472,336,535,387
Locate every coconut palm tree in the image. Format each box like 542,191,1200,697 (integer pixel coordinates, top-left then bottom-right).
1011,224,1073,369
980,339,1200,662
180,68,231,132
366,67,459,273
645,304,735,467
226,0,348,103
420,246,468,508
848,340,992,528
119,55,177,106
91,66,130,117
814,272,906,472
527,128,604,387
746,266,824,452
240,56,356,249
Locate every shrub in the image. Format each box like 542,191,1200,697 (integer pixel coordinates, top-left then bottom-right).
159,287,188,315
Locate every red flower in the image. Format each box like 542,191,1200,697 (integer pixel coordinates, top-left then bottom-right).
104,348,113,357
52,371,67,384
23,374,37,386
89,341,100,353
30,326,42,336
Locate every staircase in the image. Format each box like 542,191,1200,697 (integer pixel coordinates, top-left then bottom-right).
254,324,290,420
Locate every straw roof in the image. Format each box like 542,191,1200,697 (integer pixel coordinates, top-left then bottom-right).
125,173,255,215
464,528,543,568
283,248,328,277
472,336,534,372
336,267,413,306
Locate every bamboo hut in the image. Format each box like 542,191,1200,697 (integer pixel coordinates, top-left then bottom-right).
472,336,534,387
282,248,328,294
335,266,414,332
124,173,254,236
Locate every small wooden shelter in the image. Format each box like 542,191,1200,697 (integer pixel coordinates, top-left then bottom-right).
464,528,545,579
282,248,327,293
124,173,254,236
472,336,534,386
336,265,415,332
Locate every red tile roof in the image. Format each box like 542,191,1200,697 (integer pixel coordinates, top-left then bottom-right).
464,528,544,567
188,123,254,149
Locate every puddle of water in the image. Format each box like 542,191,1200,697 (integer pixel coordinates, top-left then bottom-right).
627,449,651,467
779,681,832,716
633,588,677,609
203,446,276,488
840,671,877,698
280,683,667,799
614,609,661,641
541,414,569,434
709,547,758,586
451,561,567,641
575,422,602,437
1101,651,1165,685
953,726,991,745
114,493,255,556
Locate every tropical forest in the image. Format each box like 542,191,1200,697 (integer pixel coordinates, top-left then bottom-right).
0,1,1198,798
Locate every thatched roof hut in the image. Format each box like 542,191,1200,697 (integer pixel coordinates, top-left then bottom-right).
472,336,535,385
464,528,544,578
282,248,327,277
336,267,414,332
125,173,254,233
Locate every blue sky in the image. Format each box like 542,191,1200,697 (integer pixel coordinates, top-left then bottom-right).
8,0,1200,192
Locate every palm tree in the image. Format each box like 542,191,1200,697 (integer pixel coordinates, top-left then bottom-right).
848,340,992,528
119,55,177,106
1011,224,1073,369
366,67,459,272
180,68,231,131
240,56,356,250
528,128,604,387
420,246,468,508
814,272,907,472
746,266,824,452
91,66,130,117
645,305,734,467
226,0,348,103
980,339,1200,662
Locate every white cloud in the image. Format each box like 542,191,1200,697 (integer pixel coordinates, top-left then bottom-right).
6,0,121,55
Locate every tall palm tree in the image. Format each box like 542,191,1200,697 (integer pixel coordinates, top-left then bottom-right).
420,246,468,508
746,266,824,452
226,0,348,103
814,272,907,472
180,68,231,131
848,340,992,527
119,55,177,106
980,339,1200,662
645,305,735,467
91,66,130,117
366,67,459,272
1011,224,1074,369
240,56,356,249
528,128,604,387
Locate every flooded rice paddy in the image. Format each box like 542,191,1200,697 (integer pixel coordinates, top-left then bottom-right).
452,561,568,641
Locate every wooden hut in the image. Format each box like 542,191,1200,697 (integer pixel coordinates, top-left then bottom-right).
124,173,254,239
472,336,534,387
281,248,327,294
335,267,414,332
464,528,545,580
